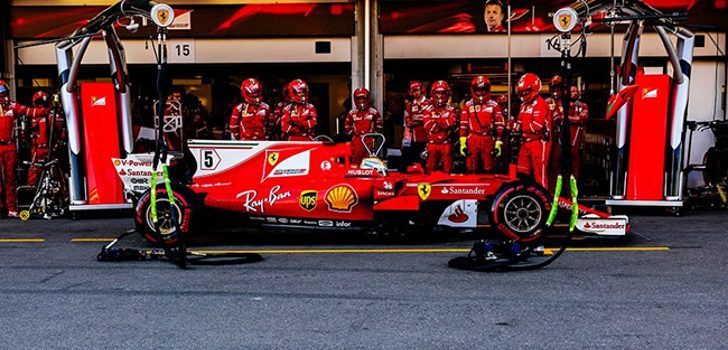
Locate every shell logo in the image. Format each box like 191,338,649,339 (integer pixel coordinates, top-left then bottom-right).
324,184,358,213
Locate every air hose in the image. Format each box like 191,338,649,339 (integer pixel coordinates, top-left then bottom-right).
146,27,188,268
546,28,581,233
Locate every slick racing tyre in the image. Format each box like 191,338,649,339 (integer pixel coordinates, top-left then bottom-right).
490,182,551,243
135,184,197,247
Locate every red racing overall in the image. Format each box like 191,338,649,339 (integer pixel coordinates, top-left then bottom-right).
545,95,564,190
281,103,317,141
345,106,383,165
517,96,551,188
423,104,456,173
568,99,589,179
1,101,48,215
27,108,64,187
229,102,271,141
460,99,504,173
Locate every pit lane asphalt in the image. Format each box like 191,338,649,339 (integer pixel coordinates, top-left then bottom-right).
1,211,726,349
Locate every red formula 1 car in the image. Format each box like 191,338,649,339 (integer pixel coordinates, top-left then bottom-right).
129,138,628,247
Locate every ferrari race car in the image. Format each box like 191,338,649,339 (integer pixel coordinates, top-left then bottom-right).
117,138,629,246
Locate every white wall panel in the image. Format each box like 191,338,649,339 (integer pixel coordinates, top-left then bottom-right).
384,32,725,59
17,38,351,65
194,38,351,63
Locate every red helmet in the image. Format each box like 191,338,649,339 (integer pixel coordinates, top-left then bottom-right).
241,78,263,105
549,75,563,98
517,73,542,103
353,87,371,109
288,79,309,104
408,80,423,99
32,91,50,107
0,79,9,99
495,95,508,105
550,75,563,87
168,90,183,103
470,75,491,103
430,80,450,106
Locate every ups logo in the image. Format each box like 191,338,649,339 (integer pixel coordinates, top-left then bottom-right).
299,190,318,211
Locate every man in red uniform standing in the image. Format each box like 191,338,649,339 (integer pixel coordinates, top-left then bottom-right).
423,80,456,173
27,91,65,187
344,87,383,165
404,80,429,166
0,80,48,218
515,73,551,188
281,79,317,141
568,85,589,179
229,78,271,141
459,76,505,173
545,75,564,190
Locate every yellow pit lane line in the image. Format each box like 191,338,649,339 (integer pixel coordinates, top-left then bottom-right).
0,238,46,243
190,246,671,255
70,238,117,243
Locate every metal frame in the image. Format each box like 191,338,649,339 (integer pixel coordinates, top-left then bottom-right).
571,0,695,205
54,0,170,208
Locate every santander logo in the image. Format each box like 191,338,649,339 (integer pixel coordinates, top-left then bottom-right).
583,221,626,231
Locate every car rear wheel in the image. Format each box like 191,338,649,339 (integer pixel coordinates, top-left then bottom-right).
135,184,197,247
490,183,551,243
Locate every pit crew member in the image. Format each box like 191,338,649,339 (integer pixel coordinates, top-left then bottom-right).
344,87,383,165
545,75,564,190
515,73,551,188
229,78,271,141
403,80,429,166
27,91,65,187
281,79,318,141
568,85,589,179
423,80,456,173
459,76,505,173
0,80,49,217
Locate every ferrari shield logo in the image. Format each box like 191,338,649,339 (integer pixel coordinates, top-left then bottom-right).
157,9,170,25
417,183,431,201
268,152,280,166
558,15,571,30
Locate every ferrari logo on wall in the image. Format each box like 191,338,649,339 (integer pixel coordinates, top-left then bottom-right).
299,190,318,211
157,9,170,24
151,3,175,28
553,7,578,33
558,15,571,30
268,152,280,166
417,183,431,201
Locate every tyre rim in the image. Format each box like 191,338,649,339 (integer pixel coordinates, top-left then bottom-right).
145,198,182,236
504,194,542,234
